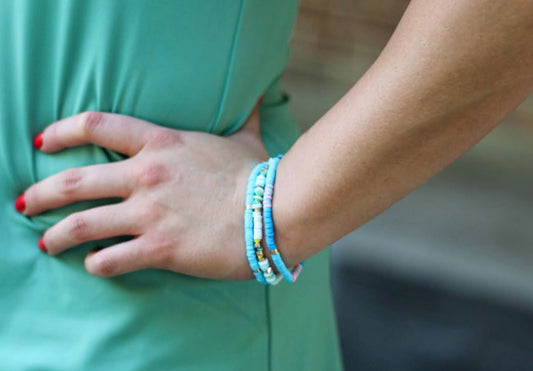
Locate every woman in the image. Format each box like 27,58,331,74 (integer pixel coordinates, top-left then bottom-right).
4,0,533,369
2,1,342,369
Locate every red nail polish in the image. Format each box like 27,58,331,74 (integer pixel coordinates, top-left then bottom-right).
14,193,25,213
37,237,47,253
257,94,264,105
33,132,43,149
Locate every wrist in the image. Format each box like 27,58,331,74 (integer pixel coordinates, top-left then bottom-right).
243,154,307,284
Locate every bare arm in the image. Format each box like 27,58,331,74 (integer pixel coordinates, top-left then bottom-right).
24,0,533,280
274,0,533,266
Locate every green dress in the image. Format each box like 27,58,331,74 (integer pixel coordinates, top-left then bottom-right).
0,1,343,369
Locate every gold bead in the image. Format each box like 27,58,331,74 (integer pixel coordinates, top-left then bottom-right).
271,249,279,255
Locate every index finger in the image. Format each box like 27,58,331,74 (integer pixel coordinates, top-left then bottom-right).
36,111,161,156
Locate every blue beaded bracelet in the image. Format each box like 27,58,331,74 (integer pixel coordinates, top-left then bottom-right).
263,154,305,283
252,165,281,285
245,161,282,285
244,161,268,285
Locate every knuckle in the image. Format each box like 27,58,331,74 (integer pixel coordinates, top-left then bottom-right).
59,168,83,196
80,111,105,137
91,255,117,276
67,213,91,242
134,200,164,225
133,161,169,187
145,237,175,267
148,129,181,149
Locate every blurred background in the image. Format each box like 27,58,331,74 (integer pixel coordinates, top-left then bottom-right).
281,1,533,370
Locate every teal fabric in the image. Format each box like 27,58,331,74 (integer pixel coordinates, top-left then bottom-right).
0,1,343,370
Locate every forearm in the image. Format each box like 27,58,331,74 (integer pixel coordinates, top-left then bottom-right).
273,0,533,266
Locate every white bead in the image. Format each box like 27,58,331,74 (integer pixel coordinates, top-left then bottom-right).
258,259,270,271
255,175,266,186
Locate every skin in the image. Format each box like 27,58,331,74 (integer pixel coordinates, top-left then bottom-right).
18,0,533,279
22,104,268,280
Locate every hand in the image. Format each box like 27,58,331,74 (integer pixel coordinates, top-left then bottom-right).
19,101,269,280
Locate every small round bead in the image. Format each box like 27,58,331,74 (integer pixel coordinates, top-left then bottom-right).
255,175,266,186
269,275,282,285
258,259,270,271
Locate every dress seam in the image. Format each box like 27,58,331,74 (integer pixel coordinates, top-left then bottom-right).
265,284,272,371
208,0,246,133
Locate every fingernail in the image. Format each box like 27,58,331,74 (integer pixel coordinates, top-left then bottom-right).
33,132,43,149
257,94,264,105
37,237,47,253
14,193,26,213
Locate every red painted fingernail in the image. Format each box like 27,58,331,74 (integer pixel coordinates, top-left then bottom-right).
37,237,48,253
33,132,43,149
14,193,26,213
257,94,264,105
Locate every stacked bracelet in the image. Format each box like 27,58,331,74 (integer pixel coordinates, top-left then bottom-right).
245,162,267,284
244,155,304,285
253,164,282,285
263,155,304,283
245,161,282,285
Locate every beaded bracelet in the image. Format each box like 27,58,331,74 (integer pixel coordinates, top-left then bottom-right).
244,162,268,284
263,154,304,283
252,165,282,285
245,161,282,285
